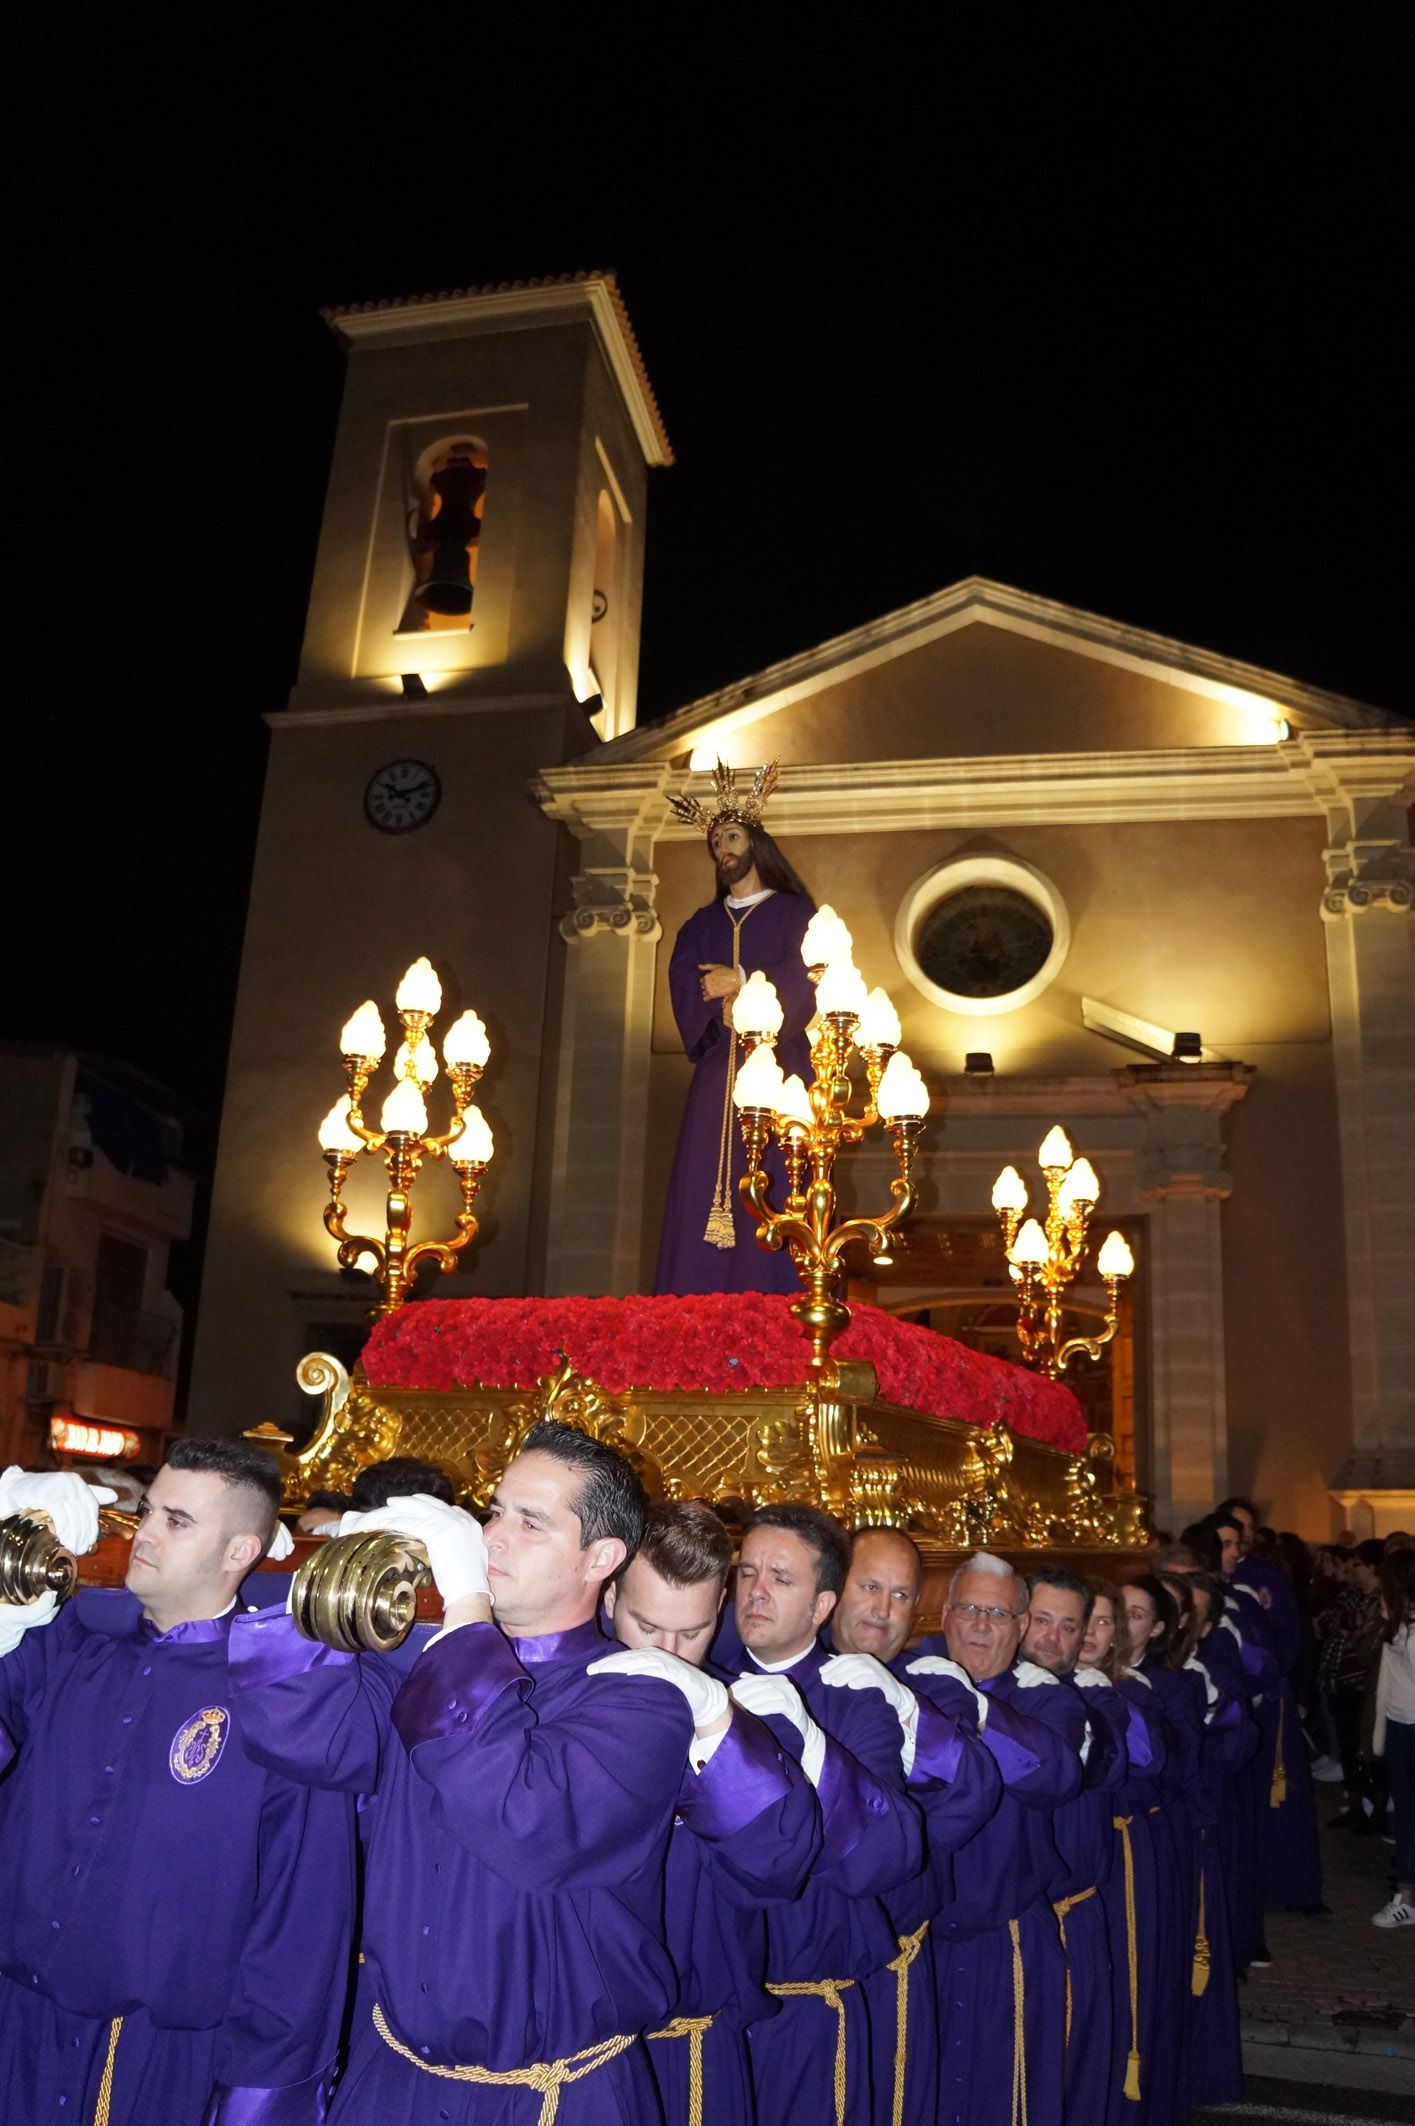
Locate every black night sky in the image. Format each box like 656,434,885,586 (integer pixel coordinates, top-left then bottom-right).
10,11,1410,1150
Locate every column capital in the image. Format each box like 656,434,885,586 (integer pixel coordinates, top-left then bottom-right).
1117,1063,1254,1199
1321,841,1415,919
559,865,661,944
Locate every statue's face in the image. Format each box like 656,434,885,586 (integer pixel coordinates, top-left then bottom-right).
710,821,754,885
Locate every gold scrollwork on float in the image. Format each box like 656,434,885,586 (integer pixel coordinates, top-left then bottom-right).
251,1350,1149,1561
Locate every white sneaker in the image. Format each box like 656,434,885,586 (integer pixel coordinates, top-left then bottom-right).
1310,1754,1344,1783
1371,1898,1415,1929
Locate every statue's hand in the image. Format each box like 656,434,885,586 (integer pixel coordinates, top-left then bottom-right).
698,963,741,1003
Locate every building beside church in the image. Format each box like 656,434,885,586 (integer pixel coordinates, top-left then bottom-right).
189,275,1414,1537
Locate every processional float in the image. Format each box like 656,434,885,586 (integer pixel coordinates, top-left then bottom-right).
7,908,1148,1645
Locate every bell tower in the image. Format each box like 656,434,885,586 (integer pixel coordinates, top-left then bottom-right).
189,275,671,1435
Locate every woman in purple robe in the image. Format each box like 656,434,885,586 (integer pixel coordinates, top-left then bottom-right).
655,778,817,1295
1123,1575,1197,2126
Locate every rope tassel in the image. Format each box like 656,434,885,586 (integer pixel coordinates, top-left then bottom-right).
1270,1697,1287,1807
1113,1815,1142,2102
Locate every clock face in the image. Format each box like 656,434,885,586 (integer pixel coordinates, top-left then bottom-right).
365,759,441,834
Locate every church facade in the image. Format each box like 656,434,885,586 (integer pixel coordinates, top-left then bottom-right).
189,277,1415,1538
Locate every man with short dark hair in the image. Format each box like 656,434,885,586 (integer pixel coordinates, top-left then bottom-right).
600,1501,820,2126
232,1420,708,2125
728,1504,924,2126
833,1527,1001,2126
349,1455,455,1510
1020,1569,1123,2126
0,1441,353,2123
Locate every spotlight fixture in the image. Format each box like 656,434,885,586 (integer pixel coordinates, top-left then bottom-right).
401,673,428,699
964,1052,995,1077
1172,1032,1203,1064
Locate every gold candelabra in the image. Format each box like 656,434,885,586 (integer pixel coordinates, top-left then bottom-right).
991,1128,1134,1379
729,905,930,1378
318,958,495,1317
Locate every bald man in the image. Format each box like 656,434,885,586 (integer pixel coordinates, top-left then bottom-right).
911,1552,1085,2126
832,1529,1000,2126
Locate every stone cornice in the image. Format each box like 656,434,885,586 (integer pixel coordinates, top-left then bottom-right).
595,577,1397,763
324,275,672,468
533,732,1415,839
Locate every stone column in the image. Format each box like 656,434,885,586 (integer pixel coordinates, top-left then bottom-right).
1122,1065,1254,1530
1317,774,1415,1512
543,863,661,1296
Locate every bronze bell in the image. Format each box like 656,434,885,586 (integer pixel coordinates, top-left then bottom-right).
417,539,475,616
289,1530,431,1654
0,1512,79,1605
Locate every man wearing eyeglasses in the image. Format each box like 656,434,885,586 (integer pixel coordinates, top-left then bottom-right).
911,1551,1085,2126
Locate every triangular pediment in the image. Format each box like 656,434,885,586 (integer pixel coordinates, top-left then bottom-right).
601,578,1394,768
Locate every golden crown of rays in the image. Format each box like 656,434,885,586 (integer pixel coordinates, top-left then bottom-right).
667,759,781,833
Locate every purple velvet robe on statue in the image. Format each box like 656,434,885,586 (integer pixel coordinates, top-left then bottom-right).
734,1639,924,2126
231,1611,695,2125
648,1688,821,2126
911,1643,1082,2126
0,1590,354,2126
655,890,816,1295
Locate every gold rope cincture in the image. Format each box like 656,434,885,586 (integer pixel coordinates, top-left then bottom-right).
1192,1830,1212,1997
766,1977,855,2126
92,2016,123,2126
1008,1918,1029,2126
703,900,765,1248
372,2003,635,2126
1113,1815,1142,2103
1052,1885,1097,2051
886,1923,929,2126
1270,1696,1287,1807
645,2015,714,2126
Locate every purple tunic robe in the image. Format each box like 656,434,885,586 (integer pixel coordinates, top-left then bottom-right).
1137,1654,1205,2126
649,1698,821,2126
1104,1672,1170,2126
1231,1558,1323,1910
655,890,816,1295
1183,1649,1258,2109
735,1640,924,2126
912,1644,1082,2126
231,1612,694,2126
874,1659,1003,2126
0,1590,353,2126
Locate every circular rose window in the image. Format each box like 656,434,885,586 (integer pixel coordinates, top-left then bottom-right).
894,856,1070,1016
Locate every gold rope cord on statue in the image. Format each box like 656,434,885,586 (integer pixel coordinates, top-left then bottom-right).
1113,1815,1142,2102
646,2014,714,2126
1270,1696,1287,1807
703,901,763,1248
1052,1885,1097,2051
91,2016,123,2126
1192,1830,1211,1997
766,1976,855,2126
886,1923,929,2126
372,2003,635,2126
1008,1918,1029,2126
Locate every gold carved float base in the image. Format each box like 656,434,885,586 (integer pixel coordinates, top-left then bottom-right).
249,1351,1148,1595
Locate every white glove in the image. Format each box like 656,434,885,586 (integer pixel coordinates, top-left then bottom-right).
0,1468,115,1556
1014,1659,1060,1688
819,1651,919,1778
905,1653,989,1729
1070,1664,1112,1692
586,1646,730,1743
267,1522,295,1562
336,1495,490,1606
730,1669,828,1787
0,1589,60,1658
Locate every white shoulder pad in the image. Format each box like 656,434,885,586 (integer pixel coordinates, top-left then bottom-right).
1121,1664,1151,1689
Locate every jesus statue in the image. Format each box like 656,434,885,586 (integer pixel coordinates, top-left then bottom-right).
654,762,817,1296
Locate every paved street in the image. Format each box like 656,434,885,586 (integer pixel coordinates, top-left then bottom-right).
1193,1806,1415,2119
